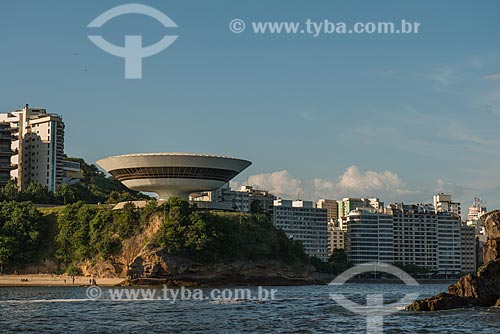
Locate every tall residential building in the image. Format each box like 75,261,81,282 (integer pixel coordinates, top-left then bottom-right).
436,212,462,275
0,123,14,186
327,219,345,255
460,224,477,273
273,199,328,261
385,201,462,275
317,199,339,221
434,193,461,216
387,203,438,270
0,105,65,192
345,209,394,264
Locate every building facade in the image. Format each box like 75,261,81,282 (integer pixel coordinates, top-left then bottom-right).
460,224,477,273
0,123,14,186
239,185,276,214
387,203,438,271
327,219,345,255
436,212,462,275
0,105,65,192
337,197,384,222
343,196,464,275
273,199,328,261
345,209,394,264
317,199,339,222
434,193,461,216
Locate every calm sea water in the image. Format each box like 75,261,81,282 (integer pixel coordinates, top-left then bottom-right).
0,283,498,333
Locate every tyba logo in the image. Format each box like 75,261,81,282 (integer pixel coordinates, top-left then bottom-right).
87,3,178,79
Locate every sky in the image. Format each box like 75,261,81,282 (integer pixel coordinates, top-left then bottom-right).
1,0,499,211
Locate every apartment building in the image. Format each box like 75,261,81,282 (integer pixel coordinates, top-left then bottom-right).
0,105,65,192
387,203,438,271
345,208,394,264
0,123,14,186
317,199,339,221
273,199,328,261
460,224,477,273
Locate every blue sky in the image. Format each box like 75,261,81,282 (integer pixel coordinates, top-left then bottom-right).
1,0,499,210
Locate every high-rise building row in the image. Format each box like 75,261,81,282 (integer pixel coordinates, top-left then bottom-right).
345,195,465,275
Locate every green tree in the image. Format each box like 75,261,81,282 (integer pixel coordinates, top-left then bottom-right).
250,199,263,214
1,179,19,201
89,210,120,260
0,236,14,272
328,249,352,274
0,201,42,267
55,184,79,204
55,202,93,262
20,182,54,204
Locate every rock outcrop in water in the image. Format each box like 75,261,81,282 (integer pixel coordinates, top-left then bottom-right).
407,210,500,311
125,243,315,286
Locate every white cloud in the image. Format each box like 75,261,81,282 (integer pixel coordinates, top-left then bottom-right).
484,74,500,81
335,165,410,195
245,170,304,199
238,165,415,202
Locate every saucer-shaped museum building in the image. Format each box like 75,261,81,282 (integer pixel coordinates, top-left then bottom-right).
96,153,252,199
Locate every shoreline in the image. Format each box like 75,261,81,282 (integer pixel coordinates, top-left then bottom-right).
0,274,124,287
0,273,456,287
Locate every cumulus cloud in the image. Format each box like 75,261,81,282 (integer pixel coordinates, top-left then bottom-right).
238,165,414,201
484,73,500,81
335,165,410,195
245,170,304,199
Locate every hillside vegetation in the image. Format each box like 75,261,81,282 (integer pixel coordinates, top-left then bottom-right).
0,198,310,274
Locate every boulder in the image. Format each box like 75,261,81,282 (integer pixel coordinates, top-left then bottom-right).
447,259,500,307
483,211,500,263
406,293,477,311
483,211,500,239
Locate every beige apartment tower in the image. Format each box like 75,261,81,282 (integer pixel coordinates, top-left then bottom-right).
0,105,65,192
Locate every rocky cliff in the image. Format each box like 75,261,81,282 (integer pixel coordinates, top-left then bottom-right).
407,210,500,311
124,243,315,286
79,213,315,286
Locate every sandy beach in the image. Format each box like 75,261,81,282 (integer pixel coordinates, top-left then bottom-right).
0,274,124,287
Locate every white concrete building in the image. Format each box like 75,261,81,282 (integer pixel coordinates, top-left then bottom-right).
97,153,251,199
436,212,462,275
386,202,462,275
434,193,461,216
0,105,65,191
387,203,438,271
466,197,487,235
191,183,251,212
238,185,276,214
345,209,394,264
273,199,328,261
